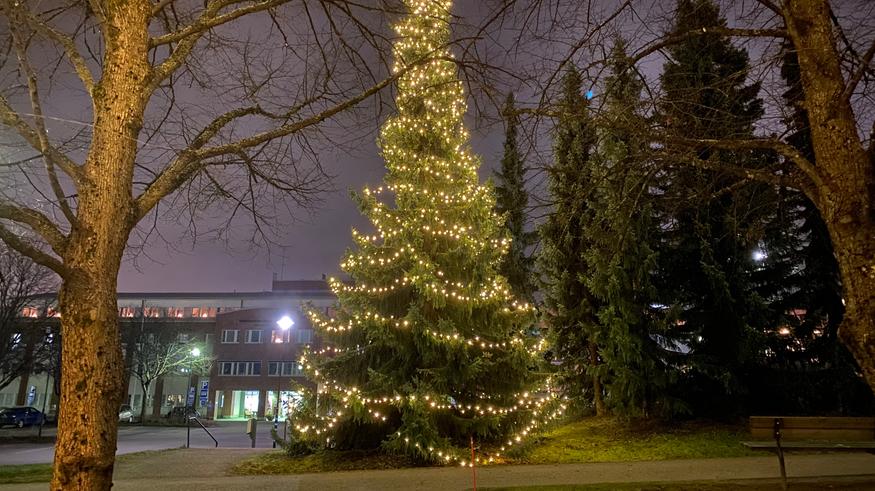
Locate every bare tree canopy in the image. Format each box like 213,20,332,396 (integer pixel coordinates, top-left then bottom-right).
0,242,57,391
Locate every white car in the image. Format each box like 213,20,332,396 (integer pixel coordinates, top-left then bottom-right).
118,405,137,423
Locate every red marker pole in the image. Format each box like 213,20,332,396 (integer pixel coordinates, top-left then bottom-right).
470,436,477,491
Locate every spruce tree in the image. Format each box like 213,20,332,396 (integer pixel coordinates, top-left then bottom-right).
292,0,555,462
584,40,681,417
494,93,537,303
656,0,770,412
539,67,605,415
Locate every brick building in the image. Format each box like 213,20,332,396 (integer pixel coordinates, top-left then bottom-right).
1,279,333,420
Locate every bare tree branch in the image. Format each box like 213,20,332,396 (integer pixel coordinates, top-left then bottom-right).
628,26,787,67
843,38,875,102
0,202,69,255
0,96,83,184
134,60,416,220
3,0,95,93
4,8,79,225
0,223,68,277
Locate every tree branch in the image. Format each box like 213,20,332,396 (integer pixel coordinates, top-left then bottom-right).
4,0,95,94
5,12,79,225
0,95,83,184
148,0,289,89
0,202,69,255
842,38,875,102
0,223,69,278
134,62,414,220
629,27,787,67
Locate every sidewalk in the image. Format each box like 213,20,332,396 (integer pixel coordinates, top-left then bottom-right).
2,449,874,490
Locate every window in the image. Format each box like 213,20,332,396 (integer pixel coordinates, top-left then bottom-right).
143,307,163,317
271,329,291,344
218,361,261,376
246,330,262,344
167,307,184,318
295,329,313,344
21,307,39,318
177,333,189,343
119,307,136,317
222,330,239,343
268,361,305,377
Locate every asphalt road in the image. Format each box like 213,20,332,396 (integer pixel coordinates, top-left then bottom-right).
0,420,287,465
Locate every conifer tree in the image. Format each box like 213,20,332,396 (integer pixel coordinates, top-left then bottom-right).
655,0,770,411
539,67,605,415
584,40,680,417
292,0,557,462
494,93,537,303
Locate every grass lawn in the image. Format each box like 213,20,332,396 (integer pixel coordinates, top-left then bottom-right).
231,448,424,475
231,417,765,475
513,417,764,464
0,449,181,484
0,463,52,484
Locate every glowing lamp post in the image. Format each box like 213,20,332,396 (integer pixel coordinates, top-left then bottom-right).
274,315,293,447
185,347,201,448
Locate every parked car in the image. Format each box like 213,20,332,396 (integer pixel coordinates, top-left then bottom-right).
0,406,45,428
118,404,138,423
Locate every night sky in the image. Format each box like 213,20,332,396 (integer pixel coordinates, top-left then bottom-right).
117,124,507,293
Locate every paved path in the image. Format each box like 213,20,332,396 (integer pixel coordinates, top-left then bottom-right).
0,421,281,465
2,449,874,490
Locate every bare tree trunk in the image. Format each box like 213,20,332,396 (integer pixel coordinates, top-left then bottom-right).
139,380,150,423
588,341,606,416
51,3,150,487
784,0,875,394
53,277,125,490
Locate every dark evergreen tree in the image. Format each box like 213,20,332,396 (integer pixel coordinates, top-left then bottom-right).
539,67,605,415
494,93,537,303
584,40,682,417
655,0,771,413
290,0,555,461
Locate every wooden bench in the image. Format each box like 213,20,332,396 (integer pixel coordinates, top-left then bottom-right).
743,416,875,489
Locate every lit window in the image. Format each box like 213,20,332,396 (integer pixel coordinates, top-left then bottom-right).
21,307,39,318
178,333,190,343
167,307,184,318
222,330,239,343
271,330,291,344
246,330,262,344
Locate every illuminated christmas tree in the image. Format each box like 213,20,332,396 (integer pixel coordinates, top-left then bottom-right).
292,0,560,463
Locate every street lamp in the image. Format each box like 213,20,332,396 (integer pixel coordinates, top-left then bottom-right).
186,347,201,449
273,315,293,447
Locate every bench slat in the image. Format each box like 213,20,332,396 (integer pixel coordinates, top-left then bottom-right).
749,416,875,441
742,440,875,449
749,416,875,429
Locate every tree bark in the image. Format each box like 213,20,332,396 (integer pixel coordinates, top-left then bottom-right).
783,0,875,393
50,2,151,488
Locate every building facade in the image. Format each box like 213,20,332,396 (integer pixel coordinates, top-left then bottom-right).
1,280,333,421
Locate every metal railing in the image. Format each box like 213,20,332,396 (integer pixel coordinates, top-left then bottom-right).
187,416,219,448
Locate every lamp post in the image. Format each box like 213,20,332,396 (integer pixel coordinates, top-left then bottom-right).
274,315,293,448
38,326,53,438
186,347,201,449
